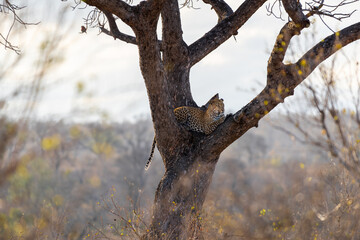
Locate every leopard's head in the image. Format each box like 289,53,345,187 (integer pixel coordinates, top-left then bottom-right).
206,94,224,120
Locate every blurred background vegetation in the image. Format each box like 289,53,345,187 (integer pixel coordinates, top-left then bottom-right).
1,1,360,240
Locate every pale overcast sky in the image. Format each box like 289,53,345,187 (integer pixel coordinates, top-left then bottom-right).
1,0,359,122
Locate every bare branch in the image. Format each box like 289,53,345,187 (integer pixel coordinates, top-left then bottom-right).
202,0,233,22
266,0,357,33
304,0,358,31
312,0,358,11
268,21,307,73
81,7,139,45
0,33,20,54
271,124,307,144
188,0,267,67
83,0,136,26
294,22,360,84
266,0,285,20
205,22,360,155
101,11,137,44
282,0,310,27
307,84,339,156
0,0,38,53
99,26,137,44
83,7,105,30
161,0,187,62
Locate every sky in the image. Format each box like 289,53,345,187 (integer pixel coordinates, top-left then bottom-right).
1,0,359,122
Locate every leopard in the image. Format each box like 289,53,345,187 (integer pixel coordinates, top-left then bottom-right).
173,93,225,135
145,94,225,170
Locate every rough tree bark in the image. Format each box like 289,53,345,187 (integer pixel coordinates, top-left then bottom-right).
81,0,360,239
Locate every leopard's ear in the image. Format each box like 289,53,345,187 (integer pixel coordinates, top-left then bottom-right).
211,93,219,100
202,93,220,109
207,94,219,102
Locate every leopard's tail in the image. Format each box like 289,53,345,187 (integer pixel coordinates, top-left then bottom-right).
145,136,156,170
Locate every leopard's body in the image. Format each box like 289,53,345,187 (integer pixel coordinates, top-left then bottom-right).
145,94,225,170
174,94,225,135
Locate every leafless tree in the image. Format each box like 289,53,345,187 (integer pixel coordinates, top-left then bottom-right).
4,0,360,239
273,46,360,182
113,120,155,211
0,5,68,185
0,0,38,53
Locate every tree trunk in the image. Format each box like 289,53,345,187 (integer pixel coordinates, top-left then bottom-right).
144,146,220,240
136,28,217,239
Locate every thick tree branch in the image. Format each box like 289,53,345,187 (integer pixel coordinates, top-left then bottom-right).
188,0,267,67
202,0,233,22
294,22,360,83
267,21,307,73
161,0,194,108
161,0,187,63
101,11,137,44
205,21,360,156
282,0,310,27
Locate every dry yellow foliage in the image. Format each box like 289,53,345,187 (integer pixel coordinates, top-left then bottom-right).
42,134,61,151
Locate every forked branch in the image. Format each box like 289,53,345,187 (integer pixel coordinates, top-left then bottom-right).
268,21,307,73
206,21,360,155
101,11,137,45
188,0,267,67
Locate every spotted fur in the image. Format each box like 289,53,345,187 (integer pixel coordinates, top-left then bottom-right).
145,94,225,170
174,94,225,135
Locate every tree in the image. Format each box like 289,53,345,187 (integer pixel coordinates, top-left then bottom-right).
75,0,360,239
3,0,360,239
